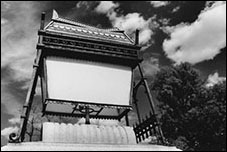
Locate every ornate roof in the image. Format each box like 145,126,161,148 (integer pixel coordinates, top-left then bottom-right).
44,10,135,45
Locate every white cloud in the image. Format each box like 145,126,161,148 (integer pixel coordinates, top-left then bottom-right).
1,18,8,25
95,1,119,14
172,6,180,13
1,1,11,12
140,57,160,77
1,126,19,138
95,1,154,46
8,117,20,125
76,1,94,10
110,12,153,45
1,1,42,125
205,1,226,8
133,56,160,84
1,1,40,82
1,81,22,118
163,2,226,64
149,1,169,8
1,81,22,133
206,72,226,87
158,18,170,26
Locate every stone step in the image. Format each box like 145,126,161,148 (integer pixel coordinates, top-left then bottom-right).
1,142,181,151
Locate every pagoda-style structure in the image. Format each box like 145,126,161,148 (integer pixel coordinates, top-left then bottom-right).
2,10,180,151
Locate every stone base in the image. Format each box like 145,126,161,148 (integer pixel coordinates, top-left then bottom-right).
42,122,136,144
1,142,181,151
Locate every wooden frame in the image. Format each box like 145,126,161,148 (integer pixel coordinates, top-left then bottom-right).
41,98,132,120
40,51,135,120
10,11,168,144
131,64,165,144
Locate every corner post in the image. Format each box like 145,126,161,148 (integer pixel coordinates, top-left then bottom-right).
135,29,139,45
9,12,46,143
125,114,129,126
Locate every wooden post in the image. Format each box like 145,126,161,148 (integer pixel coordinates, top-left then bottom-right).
125,114,129,126
85,106,90,124
40,12,46,30
135,29,139,45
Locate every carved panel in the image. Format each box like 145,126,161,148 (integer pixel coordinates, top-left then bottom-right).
42,36,138,58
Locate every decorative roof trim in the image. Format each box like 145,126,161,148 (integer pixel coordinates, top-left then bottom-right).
52,9,59,20
44,21,54,30
123,31,135,44
53,17,120,32
44,10,136,45
49,10,132,33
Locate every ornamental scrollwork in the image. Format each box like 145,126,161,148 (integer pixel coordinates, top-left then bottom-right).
8,133,20,143
42,36,138,57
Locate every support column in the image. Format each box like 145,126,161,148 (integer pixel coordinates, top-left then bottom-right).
85,106,90,124
125,114,129,126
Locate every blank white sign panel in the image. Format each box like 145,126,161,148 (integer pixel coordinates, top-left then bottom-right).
46,57,132,106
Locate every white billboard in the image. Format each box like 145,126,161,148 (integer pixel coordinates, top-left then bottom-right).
45,56,132,106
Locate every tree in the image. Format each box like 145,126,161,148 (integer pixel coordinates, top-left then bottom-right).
151,62,226,151
189,81,226,151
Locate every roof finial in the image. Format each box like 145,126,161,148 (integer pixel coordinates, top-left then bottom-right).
40,12,46,30
135,29,139,45
52,9,59,19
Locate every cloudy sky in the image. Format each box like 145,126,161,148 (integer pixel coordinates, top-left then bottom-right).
1,1,226,145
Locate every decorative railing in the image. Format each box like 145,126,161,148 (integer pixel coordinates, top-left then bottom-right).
133,112,162,144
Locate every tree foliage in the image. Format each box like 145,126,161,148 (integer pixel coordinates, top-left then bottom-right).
151,62,226,151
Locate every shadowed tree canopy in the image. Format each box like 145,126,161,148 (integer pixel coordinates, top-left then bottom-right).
151,62,226,151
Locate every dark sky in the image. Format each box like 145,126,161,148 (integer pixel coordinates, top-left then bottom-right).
1,1,226,145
